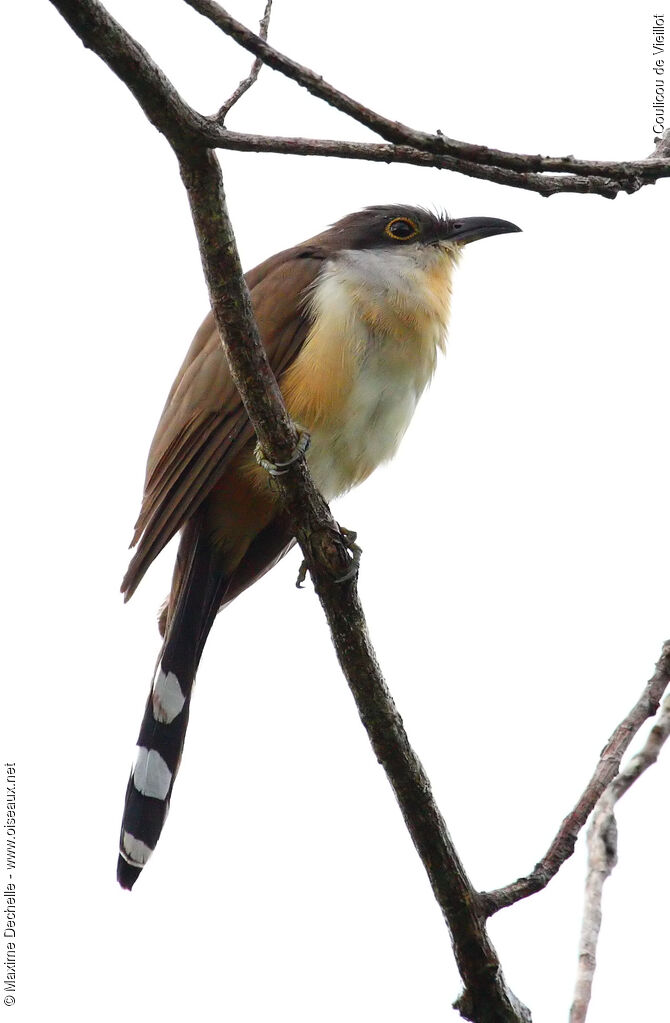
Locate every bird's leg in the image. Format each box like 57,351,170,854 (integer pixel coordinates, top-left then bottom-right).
295,525,362,588
254,425,311,477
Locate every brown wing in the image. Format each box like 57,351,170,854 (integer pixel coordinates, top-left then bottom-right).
121,252,325,600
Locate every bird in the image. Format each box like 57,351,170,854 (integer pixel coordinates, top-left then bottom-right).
116,204,521,889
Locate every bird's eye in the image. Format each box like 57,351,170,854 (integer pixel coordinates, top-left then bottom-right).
384,217,420,241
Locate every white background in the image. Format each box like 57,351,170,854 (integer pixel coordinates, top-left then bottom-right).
2,2,669,1020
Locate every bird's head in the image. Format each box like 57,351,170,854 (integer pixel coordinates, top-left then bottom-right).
322,204,521,254
298,205,521,338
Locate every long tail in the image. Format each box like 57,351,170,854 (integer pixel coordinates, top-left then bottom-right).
117,521,228,890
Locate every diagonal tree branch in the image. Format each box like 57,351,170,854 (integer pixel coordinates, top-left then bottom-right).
569,691,670,1023
480,641,670,916
48,0,531,1018
216,0,272,123
180,139,530,1023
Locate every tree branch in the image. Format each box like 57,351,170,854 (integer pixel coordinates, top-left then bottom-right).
216,0,272,123
48,0,531,1017
183,0,670,194
191,130,629,198
480,641,670,916
48,0,211,149
568,692,670,1023
651,127,670,160
50,0,670,198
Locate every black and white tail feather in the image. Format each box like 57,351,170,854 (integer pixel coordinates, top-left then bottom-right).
117,523,228,890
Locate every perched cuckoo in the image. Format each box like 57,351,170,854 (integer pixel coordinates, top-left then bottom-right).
117,204,521,889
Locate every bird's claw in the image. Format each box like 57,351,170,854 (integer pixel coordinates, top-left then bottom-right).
295,526,362,589
295,559,308,589
255,425,311,477
334,526,362,583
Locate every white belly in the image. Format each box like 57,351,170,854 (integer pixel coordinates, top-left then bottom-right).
306,347,426,500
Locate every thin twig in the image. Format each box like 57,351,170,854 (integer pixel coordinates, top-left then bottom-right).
48,0,531,1017
216,0,272,122
569,692,670,1023
480,642,670,916
183,0,427,146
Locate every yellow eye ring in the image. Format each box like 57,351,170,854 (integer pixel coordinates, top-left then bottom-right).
384,216,420,241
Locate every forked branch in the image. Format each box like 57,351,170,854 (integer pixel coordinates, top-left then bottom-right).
50,0,670,197
480,642,670,916
183,0,670,196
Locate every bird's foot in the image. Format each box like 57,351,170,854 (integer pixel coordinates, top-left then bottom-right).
255,425,311,477
295,559,309,589
334,526,362,583
295,525,362,588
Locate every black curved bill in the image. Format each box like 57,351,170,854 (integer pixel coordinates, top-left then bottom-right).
444,216,522,244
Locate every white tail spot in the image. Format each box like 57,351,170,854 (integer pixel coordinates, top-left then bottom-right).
132,746,172,801
152,668,186,724
120,831,153,867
